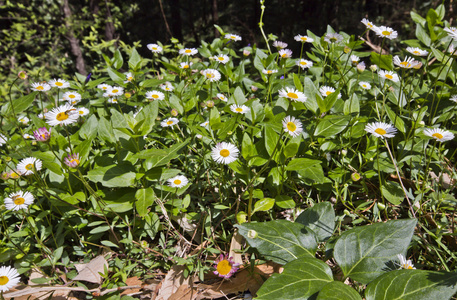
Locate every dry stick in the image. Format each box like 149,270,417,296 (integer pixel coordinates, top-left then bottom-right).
158,0,173,38
384,139,416,218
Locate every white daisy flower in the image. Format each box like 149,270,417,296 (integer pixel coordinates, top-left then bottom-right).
180,62,193,69
350,55,360,64
97,83,111,91
0,265,21,292
397,254,416,270
31,82,51,92
202,69,221,82
444,27,457,40
213,54,230,64
319,86,341,98
449,44,457,56
106,86,124,96
406,47,428,57
107,98,118,104
76,107,90,116
357,62,366,72
423,128,454,142
216,93,228,102
230,104,250,114
17,157,43,175
48,78,70,89
0,134,7,146
374,26,398,39
282,116,303,137
18,115,29,125
4,190,34,211
324,33,343,43
145,90,165,101
124,72,134,83
62,91,82,104
278,49,293,58
450,95,457,103
200,121,209,127
23,133,33,139
45,104,79,126
160,82,174,92
393,56,420,69
211,142,239,164
179,48,198,56
361,18,377,30
379,70,400,82
160,117,179,127
365,122,397,138
262,69,278,75
273,41,288,49
359,81,371,89
225,33,242,41
296,59,313,69
278,87,307,103
167,175,189,188
294,35,314,43
147,43,162,53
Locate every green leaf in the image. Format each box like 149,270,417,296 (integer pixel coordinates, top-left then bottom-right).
78,114,98,140
293,73,303,91
98,116,116,143
113,49,124,69
370,52,393,71
410,11,426,27
242,132,255,160
343,96,360,115
286,158,321,171
135,188,155,217
136,101,158,135
144,212,160,240
86,163,136,188
143,139,190,168
317,281,362,300
265,124,279,156
334,219,417,284
303,77,319,113
128,48,141,69
416,24,431,47
381,181,404,205
236,220,317,264
296,202,335,242
89,225,111,234
284,137,300,158
107,67,125,83
365,269,457,300
255,257,333,300
314,115,351,138
298,164,326,184
323,89,341,112
275,195,296,209
252,198,275,213
233,86,246,104
100,240,119,248
385,104,406,133
2,92,37,115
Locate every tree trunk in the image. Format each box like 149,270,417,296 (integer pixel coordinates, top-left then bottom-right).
105,0,115,41
62,0,87,75
212,0,219,37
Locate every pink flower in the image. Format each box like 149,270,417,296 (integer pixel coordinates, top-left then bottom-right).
33,127,51,142
213,254,240,279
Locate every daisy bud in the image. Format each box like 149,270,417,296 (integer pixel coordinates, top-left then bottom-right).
0,172,10,180
351,172,361,181
243,49,250,56
170,108,179,117
206,100,215,108
370,64,378,71
18,71,28,80
377,202,386,210
33,127,51,142
251,86,258,92
124,92,132,99
344,46,351,54
247,230,258,239
64,153,80,168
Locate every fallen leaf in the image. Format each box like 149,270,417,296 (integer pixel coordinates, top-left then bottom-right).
156,265,191,300
169,284,198,300
121,276,143,295
229,230,244,265
73,255,108,284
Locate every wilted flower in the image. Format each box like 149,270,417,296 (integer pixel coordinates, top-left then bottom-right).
170,109,179,117
251,86,258,92
370,64,378,71
357,62,366,72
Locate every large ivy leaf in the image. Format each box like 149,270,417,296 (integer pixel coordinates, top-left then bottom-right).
314,115,351,138
255,257,333,300
86,163,136,187
135,188,155,217
334,219,417,284
296,202,335,242
236,220,317,265
365,269,457,300
317,281,362,300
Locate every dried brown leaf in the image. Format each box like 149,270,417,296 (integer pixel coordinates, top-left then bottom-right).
73,255,108,284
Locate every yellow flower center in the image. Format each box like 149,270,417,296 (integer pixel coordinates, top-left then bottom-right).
281,53,287,58
301,37,307,41
183,65,189,69
11,172,19,179
128,77,132,81
25,163,34,171
382,30,391,36
153,47,157,50
432,133,443,139
218,57,224,61
231,35,236,39
413,51,420,55
235,108,243,112
102,86,108,90
385,74,393,79
375,128,387,135
152,94,159,99
300,61,307,65
70,159,80,165
220,149,230,157
267,70,272,74
400,62,411,68
69,94,75,99
167,121,173,125
216,260,232,276
36,86,44,91
112,89,119,93
287,122,297,132
79,111,84,115
363,84,367,87
55,82,63,86
0,276,9,285
367,22,373,28
326,91,332,96
206,73,215,78
174,179,181,185
56,112,69,121
287,92,298,99
185,49,192,53
13,197,25,205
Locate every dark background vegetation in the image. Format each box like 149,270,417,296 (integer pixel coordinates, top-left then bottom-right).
0,0,452,85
